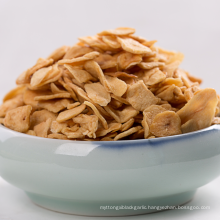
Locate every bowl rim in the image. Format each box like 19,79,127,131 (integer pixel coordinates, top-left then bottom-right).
0,124,220,145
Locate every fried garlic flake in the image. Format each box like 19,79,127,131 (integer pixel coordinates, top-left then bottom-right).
4,105,32,133
1,27,219,141
126,80,159,111
177,88,218,133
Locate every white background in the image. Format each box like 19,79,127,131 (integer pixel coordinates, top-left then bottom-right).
0,0,220,219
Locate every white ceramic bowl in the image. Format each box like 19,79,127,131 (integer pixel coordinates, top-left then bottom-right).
0,124,220,216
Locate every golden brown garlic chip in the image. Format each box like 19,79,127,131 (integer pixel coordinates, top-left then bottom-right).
142,105,167,138
94,53,117,69
34,93,71,101
114,126,142,140
84,82,111,106
61,126,85,139
26,130,36,136
78,35,113,51
126,80,159,111
50,83,66,94
0,94,24,117
177,88,218,133
111,94,130,105
3,86,26,102
30,64,61,89
34,118,52,138
67,102,80,110
47,46,69,62
64,64,96,83
48,133,68,140
73,114,98,138
56,103,86,122
30,109,57,129
117,37,153,55
58,51,99,65
163,61,180,78
51,121,68,134
37,99,71,113
63,45,94,59
104,105,139,123
121,118,135,132
98,27,135,36
150,111,182,137
84,101,108,129
4,105,32,133
102,36,121,49
104,71,137,79
84,61,110,90
96,122,121,137
138,68,166,86
156,84,186,104
118,52,142,70
23,89,51,110
105,75,127,97
1,27,219,141
138,62,165,70
16,58,53,85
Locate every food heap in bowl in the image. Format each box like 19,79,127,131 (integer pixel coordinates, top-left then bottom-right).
0,27,219,141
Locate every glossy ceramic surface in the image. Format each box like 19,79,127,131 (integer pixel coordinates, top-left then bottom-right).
0,124,220,216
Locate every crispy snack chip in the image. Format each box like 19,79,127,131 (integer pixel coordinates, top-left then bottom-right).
117,37,153,55
118,52,142,70
26,130,36,136
138,62,165,70
37,99,71,113
3,86,26,102
64,64,96,83
50,83,66,94
63,45,94,59
34,93,71,101
94,53,117,69
48,133,68,140
0,94,24,117
73,114,98,138
104,105,139,123
4,105,32,133
56,103,86,122
177,88,218,133
98,27,135,36
84,101,108,129
138,68,166,85
34,118,52,138
84,82,111,106
1,27,219,141
102,36,121,49
16,58,53,85
126,80,159,111
150,111,182,137
47,46,69,62
96,122,121,137
105,75,127,97
142,105,167,138
58,51,99,65
114,126,142,140
121,118,135,132
78,36,113,51
67,102,80,110
30,109,57,129
30,64,62,88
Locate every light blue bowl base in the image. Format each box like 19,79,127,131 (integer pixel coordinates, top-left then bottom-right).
25,190,196,216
